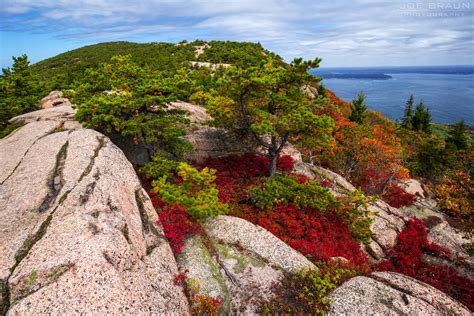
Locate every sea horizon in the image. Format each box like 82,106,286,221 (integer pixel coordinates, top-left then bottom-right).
310,65,474,125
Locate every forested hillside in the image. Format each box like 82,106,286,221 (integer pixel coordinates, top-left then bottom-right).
31,40,279,89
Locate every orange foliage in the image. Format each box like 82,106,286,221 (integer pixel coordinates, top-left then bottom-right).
325,89,351,115
314,94,409,197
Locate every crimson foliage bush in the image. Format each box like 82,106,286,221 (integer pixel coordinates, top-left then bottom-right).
382,184,416,208
201,154,370,268
203,153,294,178
201,153,293,203
378,219,473,310
239,205,370,268
156,204,201,255
141,175,200,256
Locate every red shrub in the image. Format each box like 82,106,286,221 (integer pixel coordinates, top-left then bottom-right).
156,204,200,255
173,270,188,286
242,205,370,268
378,219,473,310
277,155,294,172
213,175,236,204
320,179,333,188
203,153,292,204
203,153,294,178
382,184,416,208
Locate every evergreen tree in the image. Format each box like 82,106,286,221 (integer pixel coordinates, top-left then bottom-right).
348,92,368,124
401,94,414,129
204,58,334,176
74,55,192,159
412,100,431,133
447,121,469,150
317,82,328,98
0,54,40,135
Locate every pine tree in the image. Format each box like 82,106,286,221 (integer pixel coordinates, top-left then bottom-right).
204,58,335,176
74,55,192,159
317,82,328,98
0,55,40,134
348,92,368,124
447,121,469,150
412,100,431,133
401,94,414,129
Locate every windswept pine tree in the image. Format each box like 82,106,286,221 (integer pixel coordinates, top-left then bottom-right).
203,58,334,176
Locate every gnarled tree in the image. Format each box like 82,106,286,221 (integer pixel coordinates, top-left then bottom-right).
204,58,334,176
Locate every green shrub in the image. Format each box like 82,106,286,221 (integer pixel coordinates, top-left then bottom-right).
262,263,360,314
251,175,335,210
141,156,228,219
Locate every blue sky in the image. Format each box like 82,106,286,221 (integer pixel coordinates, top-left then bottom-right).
1,0,473,68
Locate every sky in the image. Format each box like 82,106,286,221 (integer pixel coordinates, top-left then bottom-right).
1,0,473,68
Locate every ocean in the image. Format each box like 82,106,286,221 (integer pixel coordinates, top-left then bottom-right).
309,66,474,125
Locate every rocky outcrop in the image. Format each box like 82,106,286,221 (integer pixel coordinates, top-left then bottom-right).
397,178,426,198
0,106,189,314
205,216,315,272
40,90,71,109
168,101,212,124
189,61,231,71
194,44,211,58
178,103,303,164
177,216,317,314
300,84,318,99
329,272,470,315
9,103,81,130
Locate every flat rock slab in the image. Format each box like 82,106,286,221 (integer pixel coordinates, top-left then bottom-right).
213,240,284,314
179,216,317,314
0,110,189,314
9,104,77,125
205,216,315,273
329,272,471,315
372,272,471,315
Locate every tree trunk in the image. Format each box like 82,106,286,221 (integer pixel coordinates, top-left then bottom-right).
269,152,277,176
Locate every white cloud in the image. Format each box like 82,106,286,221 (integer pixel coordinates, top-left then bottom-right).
1,0,473,66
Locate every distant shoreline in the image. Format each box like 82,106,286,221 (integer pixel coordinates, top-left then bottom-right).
311,65,474,80
317,73,392,80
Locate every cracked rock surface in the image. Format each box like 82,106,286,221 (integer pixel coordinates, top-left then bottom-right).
328,272,471,315
0,106,189,314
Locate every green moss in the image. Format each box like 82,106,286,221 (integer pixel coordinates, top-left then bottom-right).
25,270,38,288
185,237,230,315
248,256,266,268
214,243,231,258
134,189,150,233
14,214,53,268
0,279,10,316
214,242,265,274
